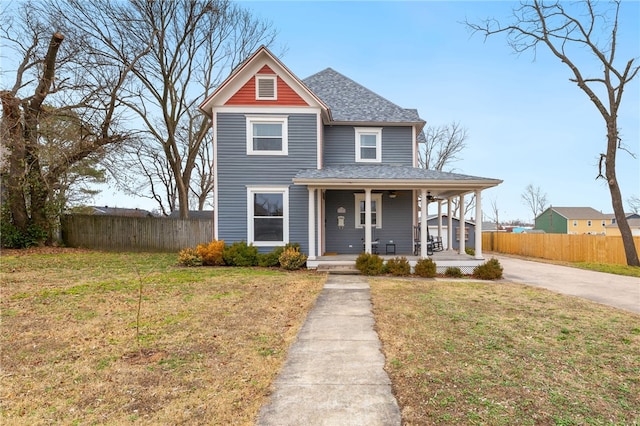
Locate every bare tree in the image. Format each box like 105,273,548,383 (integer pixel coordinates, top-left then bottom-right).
0,0,153,246
467,0,639,265
522,184,548,221
485,197,501,231
418,121,468,171
50,0,276,218
627,195,639,215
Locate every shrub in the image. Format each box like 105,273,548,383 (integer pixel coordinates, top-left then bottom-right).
386,256,411,276
196,240,226,266
414,258,436,278
465,247,475,256
444,266,464,278
278,247,308,270
178,248,203,267
257,247,284,267
473,258,503,280
222,241,258,266
1,206,48,248
355,252,385,276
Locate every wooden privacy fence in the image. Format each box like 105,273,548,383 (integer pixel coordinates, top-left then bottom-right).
61,214,214,252
482,232,640,265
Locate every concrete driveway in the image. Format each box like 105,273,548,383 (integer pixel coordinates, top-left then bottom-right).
493,255,640,314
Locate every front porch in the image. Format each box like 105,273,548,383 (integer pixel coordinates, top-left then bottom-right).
308,250,484,274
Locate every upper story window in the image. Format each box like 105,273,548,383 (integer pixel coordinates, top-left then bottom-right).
246,115,288,155
354,193,382,229
355,127,382,163
256,75,277,100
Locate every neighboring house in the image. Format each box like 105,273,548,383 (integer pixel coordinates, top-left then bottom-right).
87,206,154,218
198,46,502,266
426,215,476,250
168,210,214,220
535,207,611,234
605,218,640,237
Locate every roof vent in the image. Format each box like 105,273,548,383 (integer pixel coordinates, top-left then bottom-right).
256,75,276,100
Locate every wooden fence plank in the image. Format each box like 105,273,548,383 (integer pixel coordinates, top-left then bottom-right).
482,233,640,265
61,215,214,252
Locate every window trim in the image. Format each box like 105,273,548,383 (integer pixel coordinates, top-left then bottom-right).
354,193,382,229
255,75,277,100
247,186,289,247
246,115,288,156
354,127,382,163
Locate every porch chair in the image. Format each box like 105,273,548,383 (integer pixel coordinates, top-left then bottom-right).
413,225,433,256
362,225,380,254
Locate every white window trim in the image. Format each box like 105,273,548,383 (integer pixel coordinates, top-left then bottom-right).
255,75,277,100
247,186,289,247
246,115,288,156
355,127,382,163
354,193,382,229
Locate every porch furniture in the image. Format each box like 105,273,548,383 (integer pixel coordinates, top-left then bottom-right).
385,243,396,255
432,236,444,252
413,225,433,256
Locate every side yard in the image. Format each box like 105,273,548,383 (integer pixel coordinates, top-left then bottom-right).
0,250,325,425
371,278,640,425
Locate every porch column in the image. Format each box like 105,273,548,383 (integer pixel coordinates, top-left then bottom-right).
364,188,372,253
437,201,443,239
458,193,466,254
447,199,453,251
475,189,483,259
420,189,428,258
317,190,323,257
307,187,316,260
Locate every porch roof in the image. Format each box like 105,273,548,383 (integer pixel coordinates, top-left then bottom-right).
293,165,502,198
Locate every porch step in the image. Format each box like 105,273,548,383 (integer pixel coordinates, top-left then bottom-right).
316,264,360,274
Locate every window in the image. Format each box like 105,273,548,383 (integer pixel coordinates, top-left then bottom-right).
355,127,382,163
247,187,289,246
354,193,382,228
246,116,288,155
455,227,470,241
256,75,277,100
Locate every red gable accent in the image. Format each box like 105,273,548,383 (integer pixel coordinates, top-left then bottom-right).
257,64,276,74
225,75,309,106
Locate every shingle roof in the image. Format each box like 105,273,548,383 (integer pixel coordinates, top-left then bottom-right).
302,68,426,125
550,207,607,219
294,164,497,182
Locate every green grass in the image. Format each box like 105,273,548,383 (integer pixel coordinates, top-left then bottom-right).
573,261,640,277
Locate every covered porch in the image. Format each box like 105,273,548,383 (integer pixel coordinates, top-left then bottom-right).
293,165,503,269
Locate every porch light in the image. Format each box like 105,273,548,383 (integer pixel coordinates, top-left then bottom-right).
389,191,397,199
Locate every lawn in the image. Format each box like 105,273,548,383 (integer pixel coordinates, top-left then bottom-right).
3,250,639,425
371,278,640,425
0,249,325,425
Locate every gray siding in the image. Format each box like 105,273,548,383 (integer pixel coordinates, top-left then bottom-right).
323,125,414,166
216,112,317,253
324,190,414,254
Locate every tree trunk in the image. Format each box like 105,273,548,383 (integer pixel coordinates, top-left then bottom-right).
606,126,639,266
0,92,29,232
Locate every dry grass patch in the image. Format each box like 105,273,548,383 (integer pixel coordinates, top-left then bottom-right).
1,249,325,425
371,278,640,425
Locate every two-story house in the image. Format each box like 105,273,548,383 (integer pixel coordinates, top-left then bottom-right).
536,207,611,234
199,46,502,268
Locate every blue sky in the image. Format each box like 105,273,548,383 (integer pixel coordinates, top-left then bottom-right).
84,1,640,221
232,0,639,223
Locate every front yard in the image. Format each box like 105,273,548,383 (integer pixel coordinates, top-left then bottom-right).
1,250,638,425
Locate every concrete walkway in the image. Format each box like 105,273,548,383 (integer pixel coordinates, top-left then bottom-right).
494,255,640,314
256,274,401,426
